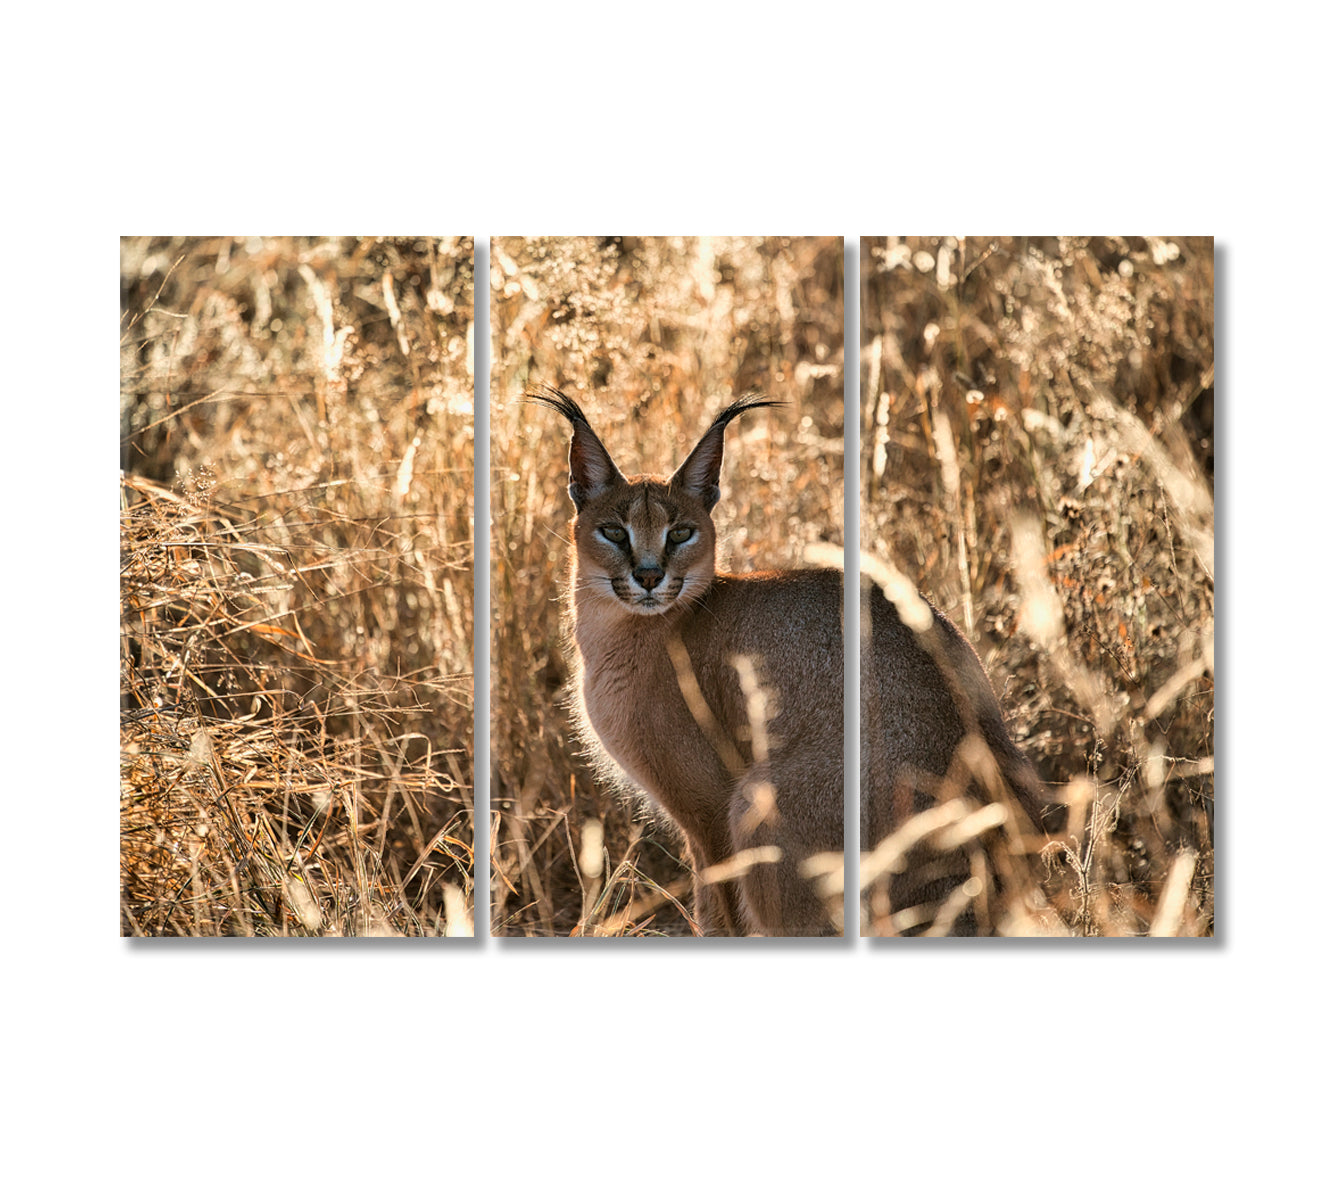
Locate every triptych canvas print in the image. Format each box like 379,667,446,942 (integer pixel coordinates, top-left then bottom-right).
120,235,1214,938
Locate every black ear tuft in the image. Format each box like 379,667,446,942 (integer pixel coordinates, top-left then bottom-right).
670,394,783,510
523,384,592,431
524,385,624,511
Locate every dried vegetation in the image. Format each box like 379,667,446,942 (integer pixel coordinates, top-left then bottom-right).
120,236,475,936
861,236,1214,936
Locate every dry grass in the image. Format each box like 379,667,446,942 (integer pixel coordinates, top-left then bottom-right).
489,236,845,936
120,236,474,936
861,236,1214,937
119,234,1209,939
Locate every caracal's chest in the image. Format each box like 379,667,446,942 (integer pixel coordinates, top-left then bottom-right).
574,614,728,803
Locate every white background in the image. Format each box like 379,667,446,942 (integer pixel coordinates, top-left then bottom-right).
9,3,1319,1195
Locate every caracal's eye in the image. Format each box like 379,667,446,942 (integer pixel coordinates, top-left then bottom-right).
599,525,628,544
667,526,695,545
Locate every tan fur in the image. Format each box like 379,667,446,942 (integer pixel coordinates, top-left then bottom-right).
531,387,842,936
532,386,1059,938
859,575,1062,933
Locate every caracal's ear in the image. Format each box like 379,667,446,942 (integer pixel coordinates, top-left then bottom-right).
525,385,625,512
670,394,781,511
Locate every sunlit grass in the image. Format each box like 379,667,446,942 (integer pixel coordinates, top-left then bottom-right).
120,236,475,936
861,236,1214,936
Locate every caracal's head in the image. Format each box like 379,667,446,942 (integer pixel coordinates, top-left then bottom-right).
528,386,777,617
